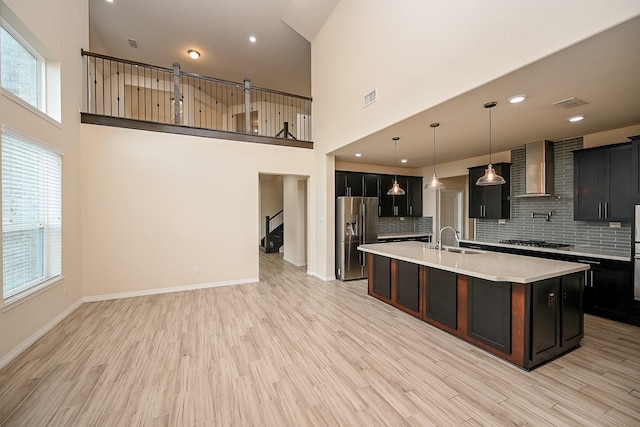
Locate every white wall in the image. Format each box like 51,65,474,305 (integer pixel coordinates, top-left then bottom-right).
80,125,313,298
283,175,308,267
309,0,640,279
0,0,87,364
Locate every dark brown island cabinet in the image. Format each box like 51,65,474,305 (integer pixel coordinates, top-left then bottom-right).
360,243,588,371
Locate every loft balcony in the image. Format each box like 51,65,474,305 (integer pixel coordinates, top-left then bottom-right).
80,50,312,149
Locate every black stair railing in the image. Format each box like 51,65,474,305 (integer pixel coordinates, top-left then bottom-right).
263,209,284,252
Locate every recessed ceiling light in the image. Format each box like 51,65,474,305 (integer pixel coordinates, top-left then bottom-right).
568,115,585,122
188,50,200,60
354,153,362,157
401,159,408,163
105,0,114,3
249,36,257,43
509,95,526,104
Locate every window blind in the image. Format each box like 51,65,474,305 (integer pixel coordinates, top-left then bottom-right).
2,127,61,300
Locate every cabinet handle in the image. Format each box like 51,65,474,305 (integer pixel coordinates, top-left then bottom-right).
410,206,412,216
604,202,609,219
598,202,602,219
378,206,381,216
590,271,594,287
548,293,555,307
578,259,600,265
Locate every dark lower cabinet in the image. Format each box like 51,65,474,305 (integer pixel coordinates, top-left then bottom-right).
425,268,457,329
467,277,511,354
562,273,583,345
587,261,633,322
372,255,391,299
531,278,559,360
367,253,585,370
396,260,420,312
459,241,638,326
530,273,583,366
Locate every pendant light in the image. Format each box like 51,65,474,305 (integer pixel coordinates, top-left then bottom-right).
387,137,406,195
425,122,445,190
476,101,506,186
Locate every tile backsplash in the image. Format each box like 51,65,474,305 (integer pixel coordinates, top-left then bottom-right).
475,137,632,251
379,216,433,236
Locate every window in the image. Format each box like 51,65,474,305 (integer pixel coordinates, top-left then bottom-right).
2,126,62,301
1,23,44,110
0,2,61,122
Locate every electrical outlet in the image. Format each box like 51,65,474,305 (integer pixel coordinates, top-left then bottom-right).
498,219,506,224
193,266,200,274
609,222,621,228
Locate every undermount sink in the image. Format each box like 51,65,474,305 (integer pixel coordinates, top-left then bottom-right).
441,246,483,255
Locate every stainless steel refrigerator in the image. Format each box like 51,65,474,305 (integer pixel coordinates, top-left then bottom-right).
336,196,378,280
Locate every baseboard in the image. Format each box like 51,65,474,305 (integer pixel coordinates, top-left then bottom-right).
83,277,259,303
0,297,84,370
307,271,336,281
283,256,306,267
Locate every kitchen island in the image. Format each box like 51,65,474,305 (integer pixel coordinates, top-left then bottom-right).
358,241,590,370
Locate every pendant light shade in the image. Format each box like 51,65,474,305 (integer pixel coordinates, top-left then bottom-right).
425,122,445,190
476,101,506,186
387,137,406,195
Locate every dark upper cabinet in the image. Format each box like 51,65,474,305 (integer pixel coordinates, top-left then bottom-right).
335,171,364,197
363,174,379,198
630,135,640,199
379,174,422,217
335,171,347,198
406,176,423,217
468,163,511,219
573,142,633,221
336,171,422,217
379,174,397,217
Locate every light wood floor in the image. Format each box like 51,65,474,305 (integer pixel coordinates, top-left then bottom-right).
1,253,639,426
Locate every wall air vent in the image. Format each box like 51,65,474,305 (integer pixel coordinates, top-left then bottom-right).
127,38,139,48
363,89,377,108
552,97,588,109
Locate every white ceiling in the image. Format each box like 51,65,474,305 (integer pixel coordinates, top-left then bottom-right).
89,2,640,169
331,15,640,168
88,0,337,97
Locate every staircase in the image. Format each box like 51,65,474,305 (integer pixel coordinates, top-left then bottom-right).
261,210,284,253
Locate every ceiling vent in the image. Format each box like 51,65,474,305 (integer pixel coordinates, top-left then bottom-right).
363,89,377,108
552,97,588,109
127,38,139,48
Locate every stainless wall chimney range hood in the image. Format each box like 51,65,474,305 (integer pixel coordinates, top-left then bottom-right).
515,140,555,198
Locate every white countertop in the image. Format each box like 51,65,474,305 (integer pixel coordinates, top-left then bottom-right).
378,232,433,239
458,239,631,262
358,241,589,284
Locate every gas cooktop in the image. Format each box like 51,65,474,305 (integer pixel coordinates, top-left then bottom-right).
498,239,571,249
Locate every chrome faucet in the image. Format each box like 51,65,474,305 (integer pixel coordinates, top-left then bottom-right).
437,226,459,249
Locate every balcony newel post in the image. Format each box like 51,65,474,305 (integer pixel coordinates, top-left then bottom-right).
244,78,251,133
173,62,181,125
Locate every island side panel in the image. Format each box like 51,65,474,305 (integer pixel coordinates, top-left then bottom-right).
511,283,526,367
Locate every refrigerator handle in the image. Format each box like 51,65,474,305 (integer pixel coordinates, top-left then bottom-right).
360,202,366,244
